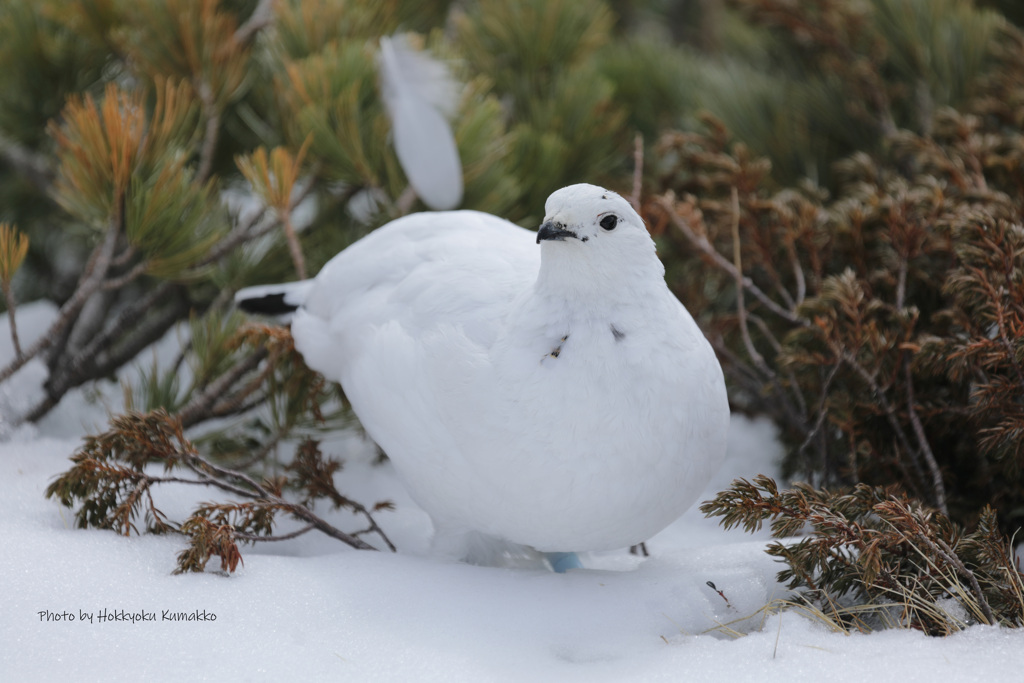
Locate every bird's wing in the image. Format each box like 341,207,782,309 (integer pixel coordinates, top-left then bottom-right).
294,209,537,383
291,210,538,525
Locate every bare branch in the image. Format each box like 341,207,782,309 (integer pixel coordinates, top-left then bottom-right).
836,347,932,502
70,282,175,375
747,313,783,355
904,361,948,515
232,422,289,469
101,260,150,290
234,0,277,46
177,347,268,428
234,524,316,543
773,279,796,311
660,195,809,326
201,175,317,267
110,245,138,268
748,312,808,419
710,336,768,387
797,361,842,461
916,532,995,624
24,293,189,422
184,450,383,551
630,132,643,213
196,81,220,185
280,211,307,280
710,335,807,436
896,254,908,311
343,498,397,552
2,281,22,358
786,234,807,306
0,217,121,384
730,187,766,369
206,366,275,420
182,459,262,499
282,500,379,550
396,186,417,216
168,456,386,552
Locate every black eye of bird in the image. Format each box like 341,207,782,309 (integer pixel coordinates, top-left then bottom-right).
600,214,618,231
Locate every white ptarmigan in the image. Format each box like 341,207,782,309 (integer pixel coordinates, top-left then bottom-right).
237,184,729,571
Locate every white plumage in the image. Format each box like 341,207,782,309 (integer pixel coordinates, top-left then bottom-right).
239,184,729,564
377,34,463,211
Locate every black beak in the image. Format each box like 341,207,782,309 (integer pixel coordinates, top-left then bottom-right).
536,221,578,244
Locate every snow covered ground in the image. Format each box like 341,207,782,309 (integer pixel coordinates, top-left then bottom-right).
2,302,1023,682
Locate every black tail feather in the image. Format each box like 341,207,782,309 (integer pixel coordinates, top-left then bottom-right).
236,292,299,316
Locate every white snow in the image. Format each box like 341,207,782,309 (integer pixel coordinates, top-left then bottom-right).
2,301,1023,682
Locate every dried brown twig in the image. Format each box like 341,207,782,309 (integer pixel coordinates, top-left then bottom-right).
652,118,961,512
702,476,1024,634
46,410,396,573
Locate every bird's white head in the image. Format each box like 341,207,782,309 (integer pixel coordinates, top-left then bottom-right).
535,184,663,298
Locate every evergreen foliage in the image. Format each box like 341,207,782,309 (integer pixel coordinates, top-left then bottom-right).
702,476,1024,634
0,0,1018,603
651,10,1024,536
699,0,1007,185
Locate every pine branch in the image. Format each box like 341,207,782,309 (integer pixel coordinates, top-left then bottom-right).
234,0,277,46
24,290,190,424
16,165,308,425
200,174,316,266
195,81,220,185
0,215,121,385
177,347,268,428
100,260,150,291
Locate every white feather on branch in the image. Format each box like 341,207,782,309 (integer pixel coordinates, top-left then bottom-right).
377,35,464,211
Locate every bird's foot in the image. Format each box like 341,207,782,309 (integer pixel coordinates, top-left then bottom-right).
545,551,583,573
